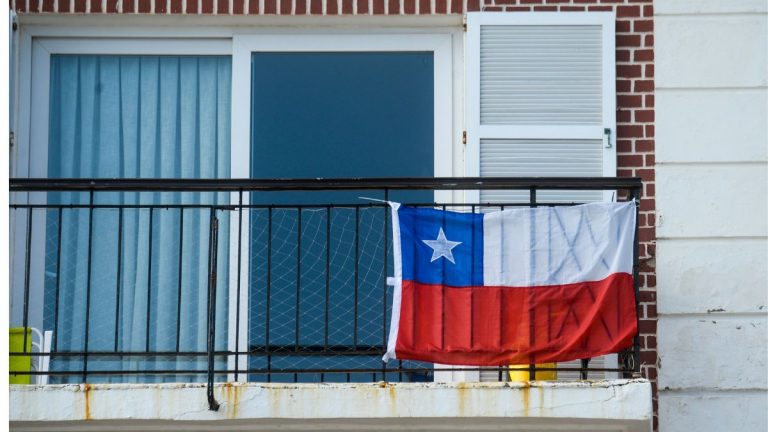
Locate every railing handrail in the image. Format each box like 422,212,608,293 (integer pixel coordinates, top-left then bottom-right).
9,177,643,192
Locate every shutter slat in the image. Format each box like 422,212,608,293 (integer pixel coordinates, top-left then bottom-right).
480,25,603,126
479,138,604,204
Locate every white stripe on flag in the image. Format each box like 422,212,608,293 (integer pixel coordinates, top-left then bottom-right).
483,202,635,287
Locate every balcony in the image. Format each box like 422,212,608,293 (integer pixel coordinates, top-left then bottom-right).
9,177,652,431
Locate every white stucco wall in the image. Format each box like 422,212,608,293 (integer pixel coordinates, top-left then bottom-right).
655,1,768,431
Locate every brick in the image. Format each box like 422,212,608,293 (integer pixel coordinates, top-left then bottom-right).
644,94,654,108
616,139,632,153
617,64,642,78
635,109,654,123
642,4,652,16
634,49,654,62
74,0,86,12
644,34,654,47
618,125,644,138
618,94,643,108
634,79,653,92
201,0,214,12
616,79,632,93
616,19,631,33
638,319,657,334
504,5,528,10
451,0,461,13
634,19,653,32
636,168,654,182
372,0,384,13
616,49,630,62
618,154,644,167
587,5,611,11
533,5,556,10
186,0,198,13
616,5,639,17
386,0,397,13
545,0,569,3
635,139,654,152
559,6,585,11
644,181,655,197
435,0,446,12
311,0,323,13
639,226,655,243
617,34,642,47
467,0,480,11
617,109,631,123
59,0,71,12
645,124,654,138
218,0,229,13
519,0,542,3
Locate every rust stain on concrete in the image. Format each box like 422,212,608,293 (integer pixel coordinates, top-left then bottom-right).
83,383,92,420
520,382,531,417
222,382,241,418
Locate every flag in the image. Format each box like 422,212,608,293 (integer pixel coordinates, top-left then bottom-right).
383,201,637,366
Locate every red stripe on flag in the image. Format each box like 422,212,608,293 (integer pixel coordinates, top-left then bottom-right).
395,273,637,366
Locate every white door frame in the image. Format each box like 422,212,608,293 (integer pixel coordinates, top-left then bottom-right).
230,32,455,381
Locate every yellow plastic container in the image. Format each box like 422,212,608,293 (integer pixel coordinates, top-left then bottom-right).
508,363,557,381
10,327,33,384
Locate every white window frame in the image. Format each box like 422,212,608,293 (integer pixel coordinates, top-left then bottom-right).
13,27,458,383
464,12,617,203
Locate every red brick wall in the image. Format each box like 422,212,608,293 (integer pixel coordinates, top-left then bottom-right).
12,0,657,428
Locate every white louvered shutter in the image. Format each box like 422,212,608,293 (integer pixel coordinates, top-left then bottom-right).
466,12,618,382
466,12,616,204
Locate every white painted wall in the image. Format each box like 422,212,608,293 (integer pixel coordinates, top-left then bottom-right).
655,1,768,431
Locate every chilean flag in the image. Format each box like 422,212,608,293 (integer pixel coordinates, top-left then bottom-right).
383,201,637,366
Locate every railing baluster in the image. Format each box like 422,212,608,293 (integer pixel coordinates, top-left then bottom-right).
235,191,243,381
175,208,184,354
145,207,154,353
206,209,220,411
325,205,331,352
353,206,359,350
53,207,63,353
22,207,32,357
529,187,537,381
114,208,124,352
266,207,273,383
296,208,302,354
382,189,389,380
83,190,95,382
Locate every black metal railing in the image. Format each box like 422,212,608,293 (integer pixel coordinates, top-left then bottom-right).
9,177,642,410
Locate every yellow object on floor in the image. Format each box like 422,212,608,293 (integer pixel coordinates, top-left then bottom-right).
10,327,33,384
508,363,557,381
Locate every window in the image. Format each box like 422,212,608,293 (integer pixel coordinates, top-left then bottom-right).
12,30,456,383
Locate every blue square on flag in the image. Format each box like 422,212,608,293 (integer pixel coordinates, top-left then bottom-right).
397,206,484,287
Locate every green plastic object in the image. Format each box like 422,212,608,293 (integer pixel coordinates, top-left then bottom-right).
9,327,32,384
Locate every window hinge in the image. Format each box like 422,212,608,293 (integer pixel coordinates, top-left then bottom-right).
604,128,612,149
462,131,467,145
462,16,467,32
9,131,15,148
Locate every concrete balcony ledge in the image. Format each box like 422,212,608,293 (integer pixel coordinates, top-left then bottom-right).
11,379,653,431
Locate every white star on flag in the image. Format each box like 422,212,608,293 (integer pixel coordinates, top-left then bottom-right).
422,228,462,264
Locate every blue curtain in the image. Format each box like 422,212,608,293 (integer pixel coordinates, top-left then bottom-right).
44,55,231,383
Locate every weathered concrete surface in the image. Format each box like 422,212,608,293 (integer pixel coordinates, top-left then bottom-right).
10,380,652,431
